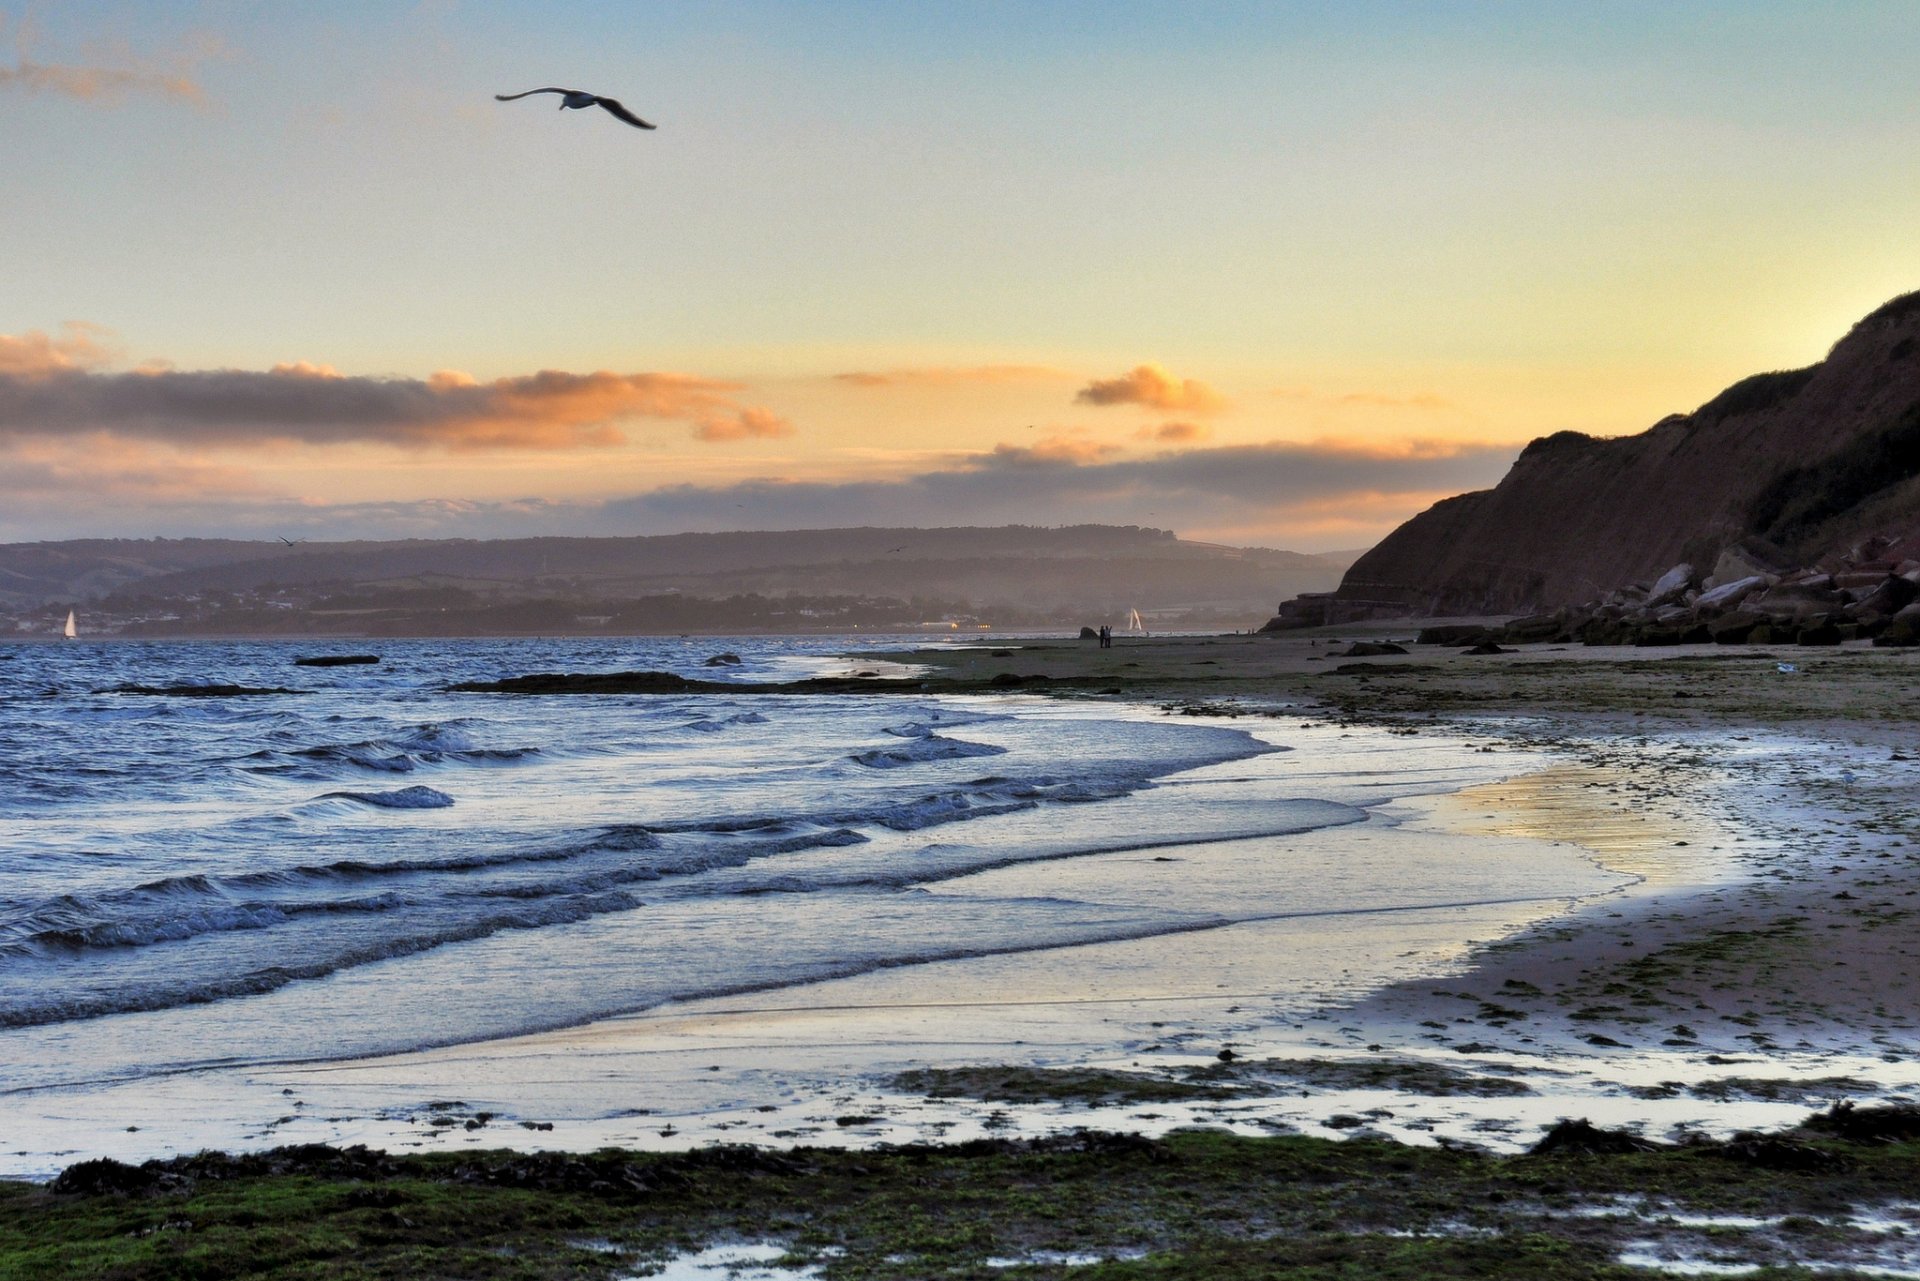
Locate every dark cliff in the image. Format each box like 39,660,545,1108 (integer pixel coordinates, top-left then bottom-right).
1330,291,1920,616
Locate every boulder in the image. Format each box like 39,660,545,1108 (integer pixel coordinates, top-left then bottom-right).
1694,575,1767,614
1836,570,1894,594
1796,621,1844,646
1646,563,1696,608
1340,641,1409,657
1852,575,1919,618
1708,611,1764,643
1503,613,1565,644
1875,619,1920,647
1709,539,1791,588
1079,626,1100,640
1580,618,1633,645
1463,641,1511,655
1748,584,1845,619
1417,624,1494,646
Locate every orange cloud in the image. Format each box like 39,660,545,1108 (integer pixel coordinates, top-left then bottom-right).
1135,421,1208,443
1076,363,1227,414
694,406,797,441
1301,435,1491,460
0,20,225,106
832,364,1070,388
981,432,1122,468
0,323,116,376
0,435,262,501
0,341,795,451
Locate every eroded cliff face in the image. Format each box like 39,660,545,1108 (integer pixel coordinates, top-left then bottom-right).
1329,291,1920,617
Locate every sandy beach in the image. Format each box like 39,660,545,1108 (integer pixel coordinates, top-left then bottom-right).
18,637,1920,1152
9,630,1920,1278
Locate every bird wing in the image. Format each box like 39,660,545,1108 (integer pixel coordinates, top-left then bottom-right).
593,96,656,128
494,88,578,101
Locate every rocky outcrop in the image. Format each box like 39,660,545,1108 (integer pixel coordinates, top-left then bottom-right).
1305,291,1920,619
1415,536,1920,648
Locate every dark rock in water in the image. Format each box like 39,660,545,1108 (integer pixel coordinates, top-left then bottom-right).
1463,641,1510,655
990,672,1051,687
702,653,743,667
100,683,301,697
1340,641,1409,657
294,655,380,667
989,648,1014,657
1803,1101,1920,1144
452,670,709,694
1712,1135,1850,1172
1080,626,1100,639
1529,1119,1664,1156
51,1157,164,1196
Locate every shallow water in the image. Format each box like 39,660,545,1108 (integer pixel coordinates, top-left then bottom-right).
0,635,1632,1167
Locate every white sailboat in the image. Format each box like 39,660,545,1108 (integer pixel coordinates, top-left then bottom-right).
62,610,76,640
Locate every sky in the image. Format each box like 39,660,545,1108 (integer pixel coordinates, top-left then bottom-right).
3,1,1918,551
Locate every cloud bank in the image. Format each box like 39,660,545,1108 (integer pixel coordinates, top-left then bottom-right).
0,435,1518,549
0,336,792,450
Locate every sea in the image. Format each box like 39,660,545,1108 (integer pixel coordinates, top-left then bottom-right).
0,635,1630,1167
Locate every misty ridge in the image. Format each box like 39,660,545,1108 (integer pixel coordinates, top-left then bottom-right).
0,526,1358,637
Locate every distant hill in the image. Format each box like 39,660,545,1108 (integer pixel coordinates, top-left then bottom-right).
0,527,1360,635
1319,291,1920,618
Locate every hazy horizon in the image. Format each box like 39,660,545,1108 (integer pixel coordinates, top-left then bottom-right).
5,3,1917,549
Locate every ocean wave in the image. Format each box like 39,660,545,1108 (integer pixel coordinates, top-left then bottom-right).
850,734,1009,769
0,889,647,1029
317,785,455,809
2,891,411,957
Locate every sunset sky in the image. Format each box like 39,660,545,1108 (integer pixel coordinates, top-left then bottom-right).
5,1,1918,550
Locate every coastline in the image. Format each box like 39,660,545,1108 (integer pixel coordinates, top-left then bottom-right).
7,629,1920,1277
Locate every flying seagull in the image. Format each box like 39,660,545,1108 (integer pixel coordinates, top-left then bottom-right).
495,87,655,129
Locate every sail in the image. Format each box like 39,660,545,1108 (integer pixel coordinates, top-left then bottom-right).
63,610,76,639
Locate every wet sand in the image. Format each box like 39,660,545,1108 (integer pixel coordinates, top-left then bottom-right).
13,630,1915,1178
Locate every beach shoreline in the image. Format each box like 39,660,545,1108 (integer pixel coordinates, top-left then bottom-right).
7,630,1920,1277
